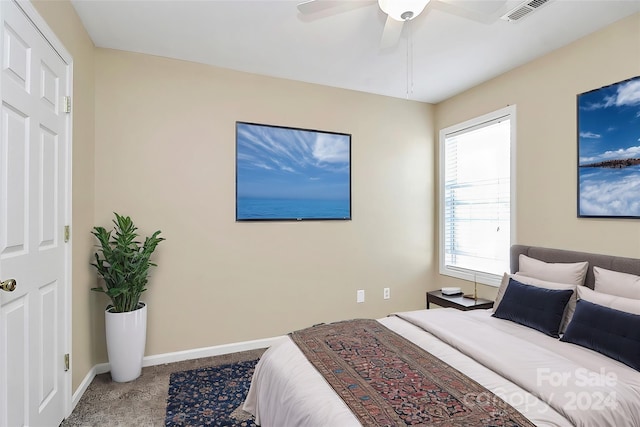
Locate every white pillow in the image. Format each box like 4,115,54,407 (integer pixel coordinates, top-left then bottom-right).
494,273,577,332
518,254,588,287
593,266,640,299
577,286,640,315
494,273,512,311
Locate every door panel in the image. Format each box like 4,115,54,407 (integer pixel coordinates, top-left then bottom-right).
1,102,28,256
3,297,27,427
39,126,58,248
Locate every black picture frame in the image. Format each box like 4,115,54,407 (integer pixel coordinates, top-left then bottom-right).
236,122,352,221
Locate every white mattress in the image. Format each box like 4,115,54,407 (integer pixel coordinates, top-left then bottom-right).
244,308,640,426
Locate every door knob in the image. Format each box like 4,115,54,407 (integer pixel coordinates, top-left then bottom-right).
0,279,17,292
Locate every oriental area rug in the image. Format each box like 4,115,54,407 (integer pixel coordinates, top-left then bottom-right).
165,359,258,427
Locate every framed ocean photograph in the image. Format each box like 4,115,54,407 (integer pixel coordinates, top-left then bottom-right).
236,122,351,221
578,75,640,218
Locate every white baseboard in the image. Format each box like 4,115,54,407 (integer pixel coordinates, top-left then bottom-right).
95,362,110,375
70,361,117,412
72,367,94,410
70,335,284,412
142,335,284,367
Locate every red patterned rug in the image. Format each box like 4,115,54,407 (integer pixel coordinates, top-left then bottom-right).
290,319,535,427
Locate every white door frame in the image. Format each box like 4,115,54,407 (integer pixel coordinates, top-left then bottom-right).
8,0,73,418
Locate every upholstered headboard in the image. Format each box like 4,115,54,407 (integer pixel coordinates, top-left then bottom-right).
510,245,640,289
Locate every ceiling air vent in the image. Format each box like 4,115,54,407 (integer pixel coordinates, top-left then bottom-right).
501,0,551,22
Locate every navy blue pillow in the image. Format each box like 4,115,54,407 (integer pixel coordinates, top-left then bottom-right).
492,278,573,337
561,299,640,371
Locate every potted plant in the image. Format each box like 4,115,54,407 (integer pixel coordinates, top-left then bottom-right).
91,213,164,382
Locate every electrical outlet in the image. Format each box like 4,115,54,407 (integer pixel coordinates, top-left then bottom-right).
383,288,390,300
357,289,365,303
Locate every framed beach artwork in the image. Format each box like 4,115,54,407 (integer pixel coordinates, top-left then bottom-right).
578,75,640,218
236,122,351,221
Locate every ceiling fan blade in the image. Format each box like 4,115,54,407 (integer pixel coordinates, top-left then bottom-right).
379,15,404,50
430,0,508,24
297,0,376,21
297,0,343,15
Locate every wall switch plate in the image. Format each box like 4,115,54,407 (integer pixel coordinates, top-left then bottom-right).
383,288,390,299
357,289,365,303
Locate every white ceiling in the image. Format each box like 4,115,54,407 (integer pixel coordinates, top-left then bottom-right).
70,0,640,104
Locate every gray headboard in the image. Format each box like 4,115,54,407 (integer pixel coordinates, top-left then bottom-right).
511,245,640,289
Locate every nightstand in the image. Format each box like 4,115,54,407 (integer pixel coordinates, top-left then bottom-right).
426,290,494,311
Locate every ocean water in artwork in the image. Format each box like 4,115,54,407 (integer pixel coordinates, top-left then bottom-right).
237,197,350,220
579,165,640,216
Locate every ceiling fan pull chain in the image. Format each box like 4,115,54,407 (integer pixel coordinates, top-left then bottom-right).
409,19,414,97
406,18,414,99
406,19,409,99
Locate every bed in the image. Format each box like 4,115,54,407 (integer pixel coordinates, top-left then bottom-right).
243,245,640,426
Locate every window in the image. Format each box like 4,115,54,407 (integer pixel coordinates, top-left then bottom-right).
439,106,515,287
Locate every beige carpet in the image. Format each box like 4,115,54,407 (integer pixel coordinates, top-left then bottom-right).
62,348,266,427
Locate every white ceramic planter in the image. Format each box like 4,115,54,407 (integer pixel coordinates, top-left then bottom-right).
105,303,147,382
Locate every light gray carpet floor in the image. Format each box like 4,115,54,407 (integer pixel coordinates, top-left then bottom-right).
62,348,266,427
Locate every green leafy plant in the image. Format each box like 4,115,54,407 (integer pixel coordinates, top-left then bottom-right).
91,213,165,313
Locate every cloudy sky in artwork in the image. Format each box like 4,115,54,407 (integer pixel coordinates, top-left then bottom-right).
578,76,640,165
236,122,350,200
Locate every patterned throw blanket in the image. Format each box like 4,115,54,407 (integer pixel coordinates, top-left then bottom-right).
289,319,536,427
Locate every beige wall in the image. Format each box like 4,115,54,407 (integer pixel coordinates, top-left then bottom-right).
93,49,435,358
31,1,96,392
434,13,640,300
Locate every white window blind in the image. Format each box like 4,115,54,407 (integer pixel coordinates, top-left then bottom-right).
440,108,514,286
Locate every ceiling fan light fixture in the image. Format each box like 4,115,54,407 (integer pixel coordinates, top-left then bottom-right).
378,0,430,21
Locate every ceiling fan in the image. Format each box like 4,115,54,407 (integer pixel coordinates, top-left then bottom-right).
297,0,510,50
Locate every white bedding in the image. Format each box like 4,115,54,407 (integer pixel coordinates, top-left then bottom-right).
244,309,640,427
